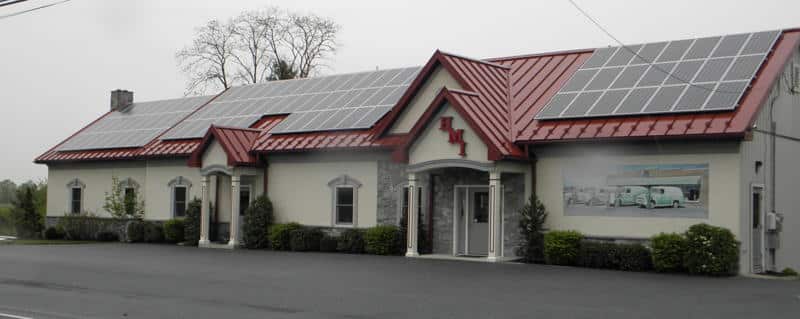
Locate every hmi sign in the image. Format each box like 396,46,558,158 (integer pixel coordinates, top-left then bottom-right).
439,117,466,157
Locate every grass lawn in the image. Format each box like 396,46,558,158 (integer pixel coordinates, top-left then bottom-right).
0,239,104,245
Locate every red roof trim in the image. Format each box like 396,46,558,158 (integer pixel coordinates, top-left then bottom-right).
187,125,259,168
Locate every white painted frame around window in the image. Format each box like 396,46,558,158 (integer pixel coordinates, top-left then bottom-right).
66,178,85,215
168,176,193,218
328,175,362,228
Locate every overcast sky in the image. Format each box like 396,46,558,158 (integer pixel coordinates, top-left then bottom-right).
1,0,798,183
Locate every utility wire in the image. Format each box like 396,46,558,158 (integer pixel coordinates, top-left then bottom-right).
565,0,740,94
753,128,800,143
0,0,30,8
0,0,71,20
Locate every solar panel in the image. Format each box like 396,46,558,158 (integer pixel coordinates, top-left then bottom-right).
536,30,781,120
57,96,213,151
161,67,420,139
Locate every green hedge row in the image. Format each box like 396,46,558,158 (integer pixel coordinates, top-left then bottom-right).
542,223,740,276
258,223,402,255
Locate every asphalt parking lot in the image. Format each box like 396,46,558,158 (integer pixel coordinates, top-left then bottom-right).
0,243,797,318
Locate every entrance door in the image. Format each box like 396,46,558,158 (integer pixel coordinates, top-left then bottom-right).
468,188,490,256
751,186,765,273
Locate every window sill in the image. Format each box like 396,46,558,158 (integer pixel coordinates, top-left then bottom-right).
332,223,356,229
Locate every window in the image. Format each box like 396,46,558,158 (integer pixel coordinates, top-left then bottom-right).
168,176,192,218
328,175,361,227
239,185,251,215
173,186,187,217
335,187,354,224
124,187,137,216
70,187,82,214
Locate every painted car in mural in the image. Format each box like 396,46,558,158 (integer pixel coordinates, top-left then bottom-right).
563,163,708,219
635,186,686,208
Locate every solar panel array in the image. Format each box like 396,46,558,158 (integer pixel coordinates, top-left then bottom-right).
536,30,781,120
57,96,213,151
161,67,420,139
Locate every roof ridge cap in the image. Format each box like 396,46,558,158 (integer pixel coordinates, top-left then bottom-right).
437,50,511,70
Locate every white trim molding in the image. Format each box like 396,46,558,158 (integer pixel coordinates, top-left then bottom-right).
328,175,362,227
168,176,193,218
66,178,85,214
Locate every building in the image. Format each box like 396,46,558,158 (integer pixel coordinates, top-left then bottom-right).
36,28,800,274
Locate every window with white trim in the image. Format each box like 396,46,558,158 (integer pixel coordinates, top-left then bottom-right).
328,175,361,227
335,186,354,225
239,185,252,215
70,187,82,214
173,186,188,217
66,178,85,215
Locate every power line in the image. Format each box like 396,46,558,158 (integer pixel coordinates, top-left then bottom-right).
0,0,30,8
753,128,800,143
0,0,71,20
565,0,740,94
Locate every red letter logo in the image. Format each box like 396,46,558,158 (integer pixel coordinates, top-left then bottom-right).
439,117,467,157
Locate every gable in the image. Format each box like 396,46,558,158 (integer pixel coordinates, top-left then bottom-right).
389,66,462,134
408,103,490,164
201,139,228,168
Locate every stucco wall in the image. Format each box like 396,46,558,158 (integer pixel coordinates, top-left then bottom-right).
740,44,800,272
267,152,385,227
534,141,741,239
202,140,228,167
46,159,202,220
389,66,462,134
409,104,490,165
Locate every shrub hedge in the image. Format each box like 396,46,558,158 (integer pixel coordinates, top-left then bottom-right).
615,243,653,271
163,219,185,243
337,228,365,253
684,223,739,276
269,222,302,250
364,225,401,255
651,232,688,272
96,231,119,242
183,199,202,245
127,221,145,243
43,226,65,240
242,195,274,249
58,214,117,241
319,235,339,252
143,222,165,243
543,230,583,265
289,227,323,251
577,242,618,269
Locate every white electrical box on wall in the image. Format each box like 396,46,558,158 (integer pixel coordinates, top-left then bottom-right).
766,212,779,230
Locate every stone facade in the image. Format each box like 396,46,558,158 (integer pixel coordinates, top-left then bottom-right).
502,173,525,258
376,160,406,226
429,168,489,255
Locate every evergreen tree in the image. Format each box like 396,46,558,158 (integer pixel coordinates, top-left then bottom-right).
12,185,43,238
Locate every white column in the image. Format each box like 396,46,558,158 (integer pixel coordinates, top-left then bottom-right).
199,175,210,246
228,175,241,247
487,170,502,262
405,172,419,257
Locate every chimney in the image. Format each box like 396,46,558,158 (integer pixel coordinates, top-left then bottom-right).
110,89,133,111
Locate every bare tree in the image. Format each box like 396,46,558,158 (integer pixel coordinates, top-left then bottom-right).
231,8,280,84
280,13,340,78
177,8,340,94
176,19,237,95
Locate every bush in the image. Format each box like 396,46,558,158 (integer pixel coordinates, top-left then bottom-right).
143,222,165,243
183,199,201,245
163,219,185,243
516,195,548,263
364,225,401,255
241,195,274,249
127,221,146,243
96,231,119,242
289,227,323,252
337,228,365,253
577,242,618,269
781,268,798,276
269,222,301,250
58,214,114,241
43,226,65,240
0,207,16,236
320,235,339,252
651,232,688,272
11,186,43,239
615,243,653,271
543,230,583,265
684,224,740,276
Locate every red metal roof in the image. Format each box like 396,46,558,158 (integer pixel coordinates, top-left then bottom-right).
188,125,261,167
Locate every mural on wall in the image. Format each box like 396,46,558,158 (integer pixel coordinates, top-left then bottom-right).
563,163,708,219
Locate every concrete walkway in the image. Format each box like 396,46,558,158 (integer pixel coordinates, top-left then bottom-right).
0,244,797,318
